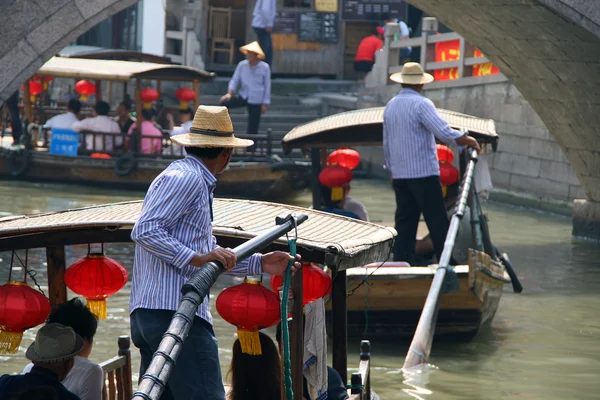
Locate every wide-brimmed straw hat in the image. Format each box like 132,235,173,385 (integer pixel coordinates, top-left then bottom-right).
171,105,254,148
239,41,265,60
26,323,84,364
390,62,434,85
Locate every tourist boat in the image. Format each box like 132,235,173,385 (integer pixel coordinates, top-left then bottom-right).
282,106,518,340
0,55,310,200
0,198,397,399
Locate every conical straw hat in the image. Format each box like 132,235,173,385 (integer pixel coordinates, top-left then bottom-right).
171,105,254,148
390,62,434,85
239,41,265,60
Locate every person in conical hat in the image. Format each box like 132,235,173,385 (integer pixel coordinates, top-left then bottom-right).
383,62,481,266
129,105,301,399
220,41,271,138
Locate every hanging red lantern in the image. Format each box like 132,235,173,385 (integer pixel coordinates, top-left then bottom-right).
140,88,159,110
436,144,454,164
439,162,459,198
270,263,332,306
75,80,96,102
216,278,280,355
28,80,43,103
64,249,128,319
327,148,361,170
319,165,353,202
175,87,196,110
0,282,50,353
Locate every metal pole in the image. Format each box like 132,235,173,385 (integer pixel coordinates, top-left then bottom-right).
403,149,478,369
133,213,309,400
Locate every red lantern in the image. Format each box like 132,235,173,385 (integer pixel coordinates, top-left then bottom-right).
28,80,43,103
140,88,159,110
0,282,50,353
175,88,196,110
270,263,332,306
75,80,96,102
216,279,280,355
436,144,454,164
327,148,361,170
319,165,353,202
439,162,459,199
65,251,128,319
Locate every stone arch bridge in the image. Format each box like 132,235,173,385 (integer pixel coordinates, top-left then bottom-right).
0,0,599,235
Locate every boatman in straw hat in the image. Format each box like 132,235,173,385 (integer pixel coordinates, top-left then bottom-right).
130,105,300,400
383,62,480,266
220,41,271,137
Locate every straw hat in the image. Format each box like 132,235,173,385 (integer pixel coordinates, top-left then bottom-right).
26,323,84,364
390,62,434,85
171,105,254,148
239,41,265,60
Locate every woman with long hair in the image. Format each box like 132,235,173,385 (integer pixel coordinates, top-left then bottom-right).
227,332,281,400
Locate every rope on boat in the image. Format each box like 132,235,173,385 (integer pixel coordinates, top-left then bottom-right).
281,229,297,400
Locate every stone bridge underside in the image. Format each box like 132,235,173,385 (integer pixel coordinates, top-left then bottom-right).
407,0,600,236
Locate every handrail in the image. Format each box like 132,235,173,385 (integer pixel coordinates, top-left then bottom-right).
348,340,371,400
132,213,309,400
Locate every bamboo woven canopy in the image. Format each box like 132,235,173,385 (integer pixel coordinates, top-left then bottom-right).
0,199,395,271
282,107,499,152
36,57,215,82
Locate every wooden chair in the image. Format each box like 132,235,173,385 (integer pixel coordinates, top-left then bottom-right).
101,336,133,400
208,7,235,64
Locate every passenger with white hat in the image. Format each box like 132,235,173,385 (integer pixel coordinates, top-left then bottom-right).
383,62,480,266
129,105,301,399
0,323,82,400
220,41,271,138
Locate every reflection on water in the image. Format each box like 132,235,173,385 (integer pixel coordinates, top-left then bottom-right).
1,179,600,399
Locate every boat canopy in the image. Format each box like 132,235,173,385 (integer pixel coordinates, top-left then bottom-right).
36,57,215,82
57,46,174,64
282,106,499,152
0,199,395,271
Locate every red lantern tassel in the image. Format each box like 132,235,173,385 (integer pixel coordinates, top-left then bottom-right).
80,94,88,102
0,330,23,354
442,185,447,198
143,102,152,110
179,101,189,110
237,329,262,355
87,299,107,320
331,187,343,201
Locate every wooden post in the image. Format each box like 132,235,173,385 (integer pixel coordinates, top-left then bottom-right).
23,80,33,122
95,80,102,102
107,80,113,105
360,340,371,399
290,266,304,400
46,246,67,310
457,38,466,79
156,80,162,95
193,79,200,110
118,336,133,399
320,148,328,167
332,268,347,384
122,81,128,102
310,148,322,210
134,78,142,153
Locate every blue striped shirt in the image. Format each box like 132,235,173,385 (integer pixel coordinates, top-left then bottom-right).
130,155,262,324
383,88,464,179
228,60,271,105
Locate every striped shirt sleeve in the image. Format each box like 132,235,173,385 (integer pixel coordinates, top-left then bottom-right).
419,99,464,142
131,170,200,269
210,235,263,276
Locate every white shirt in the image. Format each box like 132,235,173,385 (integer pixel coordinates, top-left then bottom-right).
252,0,276,28
344,197,369,222
72,115,122,152
44,112,79,130
23,356,104,400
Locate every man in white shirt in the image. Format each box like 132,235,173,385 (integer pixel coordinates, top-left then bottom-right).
44,99,81,130
23,298,103,400
164,107,194,156
251,0,276,65
72,101,121,153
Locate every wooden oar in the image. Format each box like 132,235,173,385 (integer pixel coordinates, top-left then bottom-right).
403,149,478,370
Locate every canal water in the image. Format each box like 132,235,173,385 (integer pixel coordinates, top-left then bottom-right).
1,179,599,399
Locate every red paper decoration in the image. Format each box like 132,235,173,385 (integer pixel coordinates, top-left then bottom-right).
28,81,43,96
319,165,353,202
216,279,280,355
270,263,332,306
439,162,459,186
65,253,128,319
140,88,159,109
0,282,51,353
327,148,361,170
75,80,96,102
175,88,196,110
436,144,454,164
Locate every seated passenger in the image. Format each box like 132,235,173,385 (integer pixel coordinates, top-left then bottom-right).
227,332,281,400
23,298,103,400
127,108,163,155
44,99,81,130
320,185,368,221
0,323,82,400
72,101,121,153
115,101,135,134
163,108,194,156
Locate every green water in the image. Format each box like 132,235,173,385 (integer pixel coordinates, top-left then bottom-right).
0,179,599,399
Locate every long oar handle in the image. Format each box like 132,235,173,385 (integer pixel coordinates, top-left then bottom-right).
133,213,308,400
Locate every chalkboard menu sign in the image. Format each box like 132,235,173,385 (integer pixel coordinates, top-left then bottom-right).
273,11,297,34
297,12,338,43
342,0,407,22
